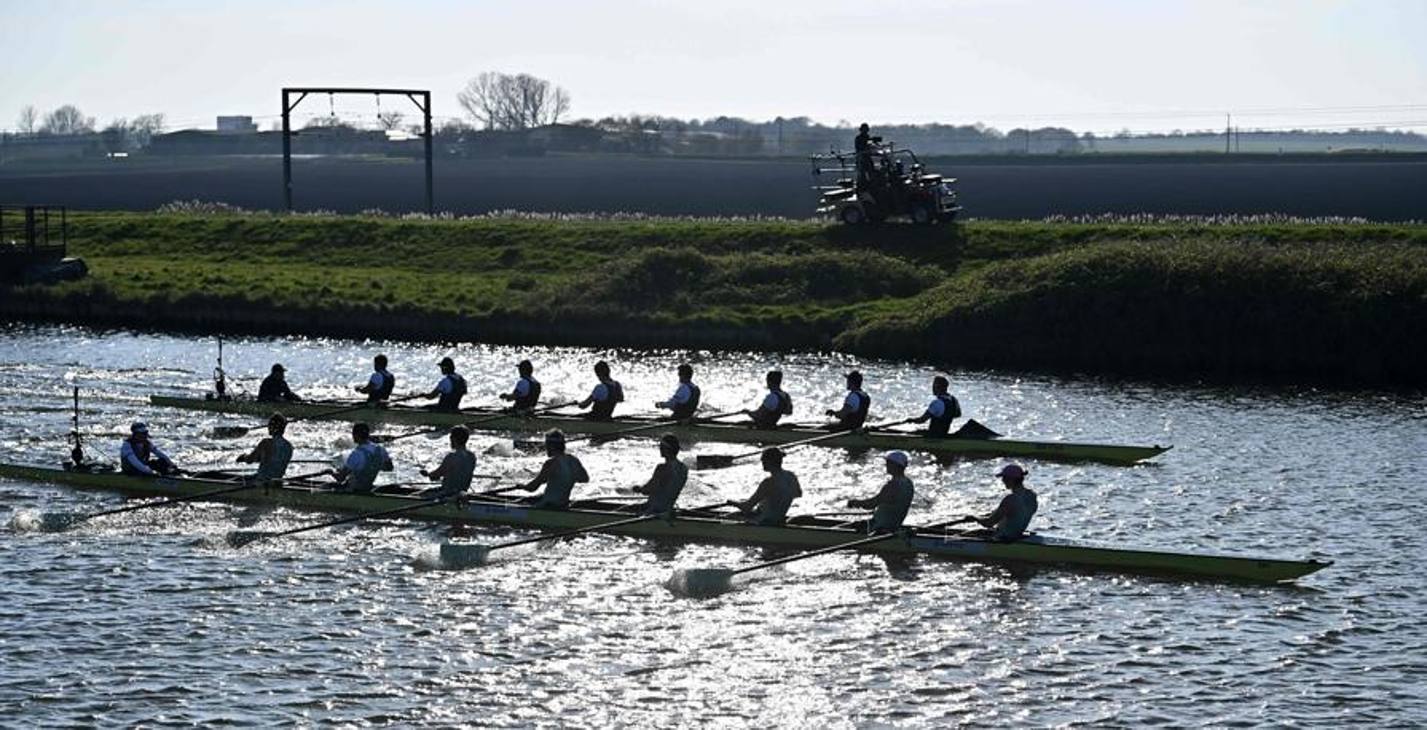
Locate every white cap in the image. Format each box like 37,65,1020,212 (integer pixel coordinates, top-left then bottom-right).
884,451,909,467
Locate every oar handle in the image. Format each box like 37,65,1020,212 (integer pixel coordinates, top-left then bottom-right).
386,401,581,444
290,393,424,425
484,499,731,552
248,495,448,544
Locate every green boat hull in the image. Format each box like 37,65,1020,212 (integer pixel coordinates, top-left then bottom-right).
1,463,1325,583
149,396,1171,466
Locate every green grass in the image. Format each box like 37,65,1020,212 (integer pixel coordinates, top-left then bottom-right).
6,210,1426,384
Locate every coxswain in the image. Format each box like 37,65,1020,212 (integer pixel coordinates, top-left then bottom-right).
423,356,468,412
333,422,393,493
578,360,625,421
257,363,303,403
964,464,1038,542
910,375,961,438
630,434,688,515
846,451,914,533
732,448,802,526
654,363,701,420
499,360,542,412
355,354,396,403
235,412,293,482
745,370,793,430
824,370,871,431
519,430,590,510
420,425,476,498
119,422,179,476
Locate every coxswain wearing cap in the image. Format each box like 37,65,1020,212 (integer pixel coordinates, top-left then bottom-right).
421,426,476,498
423,357,468,412
910,375,961,438
333,422,393,493
257,363,303,403
578,360,625,421
630,434,689,515
499,360,542,412
119,422,179,476
519,430,590,510
846,451,914,533
235,413,293,483
732,448,802,526
823,370,871,431
654,363,701,420
355,354,396,403
963,464,1038,542
745,370,793,430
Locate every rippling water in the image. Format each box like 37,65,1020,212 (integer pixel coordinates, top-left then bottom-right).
1,323,1424,726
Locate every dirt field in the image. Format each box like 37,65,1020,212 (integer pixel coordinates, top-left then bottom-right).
1,153,1424,220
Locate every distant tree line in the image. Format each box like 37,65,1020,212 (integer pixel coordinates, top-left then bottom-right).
10,104,166,153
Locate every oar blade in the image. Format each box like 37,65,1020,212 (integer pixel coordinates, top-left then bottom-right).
226,530,272,548
211,426,250,439
666,568,737,598
694,454,736,470
34,512,83,532
438,542,492,569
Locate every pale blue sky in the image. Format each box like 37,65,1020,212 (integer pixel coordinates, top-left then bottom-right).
2,0,1424,134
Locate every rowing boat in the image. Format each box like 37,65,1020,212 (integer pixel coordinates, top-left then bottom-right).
0,462,1325,583
148,396,1171,465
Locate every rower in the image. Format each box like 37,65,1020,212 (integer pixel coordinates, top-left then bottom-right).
257,363,303,403
355,354,396,403
910,375,961,438
744,370,793,429
963,464,1038,542
630,434,688,515
654,363,701,420
423,356,468,412
333,422,393,493
578,360,625,421
235,412,294,482
823,370,871,431
732,448,802,526
519,429,590,510
119,422,180,476
420,425,476,498
499,359,542,412
846,451,914,533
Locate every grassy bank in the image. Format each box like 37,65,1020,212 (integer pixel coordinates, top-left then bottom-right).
4,211,1425,385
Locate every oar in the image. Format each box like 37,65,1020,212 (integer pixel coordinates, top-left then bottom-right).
671,515,977,597
695,417,918,469
439,500,735,568
374,401,579,444
211,394,424,438
226,480,533,547
513,410,743,451
38,469,331,532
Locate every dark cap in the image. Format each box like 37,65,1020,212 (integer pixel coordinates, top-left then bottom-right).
846,370,863,385
659,433,681,454
761,447,784,464
438,356,455,370
518,359,534,372
271,363,285,373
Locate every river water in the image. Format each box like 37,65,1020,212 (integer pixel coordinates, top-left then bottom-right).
0,324,1423,727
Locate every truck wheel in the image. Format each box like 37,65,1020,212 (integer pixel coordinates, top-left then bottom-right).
910,204,934,225
840,205,866,225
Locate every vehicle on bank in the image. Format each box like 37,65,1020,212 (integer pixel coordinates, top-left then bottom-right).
811,144,962,225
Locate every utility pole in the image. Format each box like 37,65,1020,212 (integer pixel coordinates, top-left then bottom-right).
1225,113,1232,154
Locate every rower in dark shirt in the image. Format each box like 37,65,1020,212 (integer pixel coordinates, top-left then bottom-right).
257,363,303,403
823,370,871,431
355,354,395,403
578,360,625,421
500,360,542,412
910,375,961,438
745,370,793,429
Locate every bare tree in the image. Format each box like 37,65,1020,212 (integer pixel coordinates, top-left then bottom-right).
16,105,38,135
457,72,571,130
40,105,96,135
129,113,165,147
377,109,405,131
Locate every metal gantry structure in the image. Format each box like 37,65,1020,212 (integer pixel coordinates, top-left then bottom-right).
280,87,434,214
